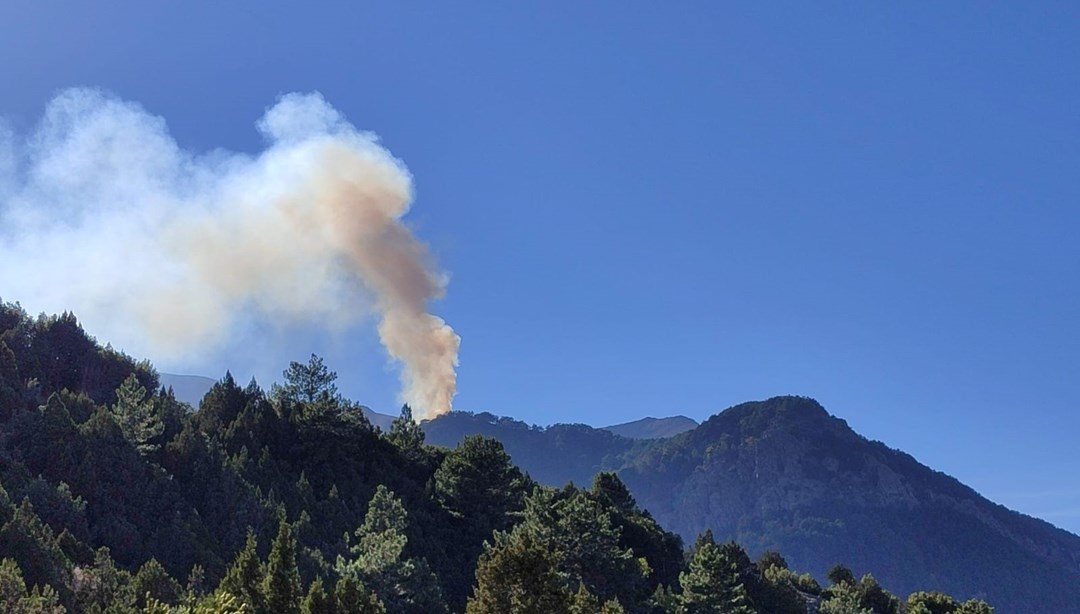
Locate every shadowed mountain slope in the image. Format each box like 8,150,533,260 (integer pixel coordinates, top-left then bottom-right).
424,397,1080,613
601,415,698,439
159,373,216,407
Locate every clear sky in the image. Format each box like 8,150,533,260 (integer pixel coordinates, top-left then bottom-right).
1,2,1078,534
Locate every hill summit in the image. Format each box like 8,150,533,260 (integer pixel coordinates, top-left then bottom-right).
424,397,1080,612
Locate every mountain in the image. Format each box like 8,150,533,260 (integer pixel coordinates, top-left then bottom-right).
424,412,637,487
0,300,999,612
425,398,1080,613
159,373,216,407
602,415,698,439
362,406,397,431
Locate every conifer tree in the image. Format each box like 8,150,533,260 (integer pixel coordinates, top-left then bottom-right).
334,575,385,614
112,373,164,455
0,558,64,614
132,558,183,608
820,581,873,614
300,578,333,614
337,485,446,613
679,534,756,614
388,405,426,452
263,516,302,614
220,530,265,613
467,531,571,614
278,354,339,405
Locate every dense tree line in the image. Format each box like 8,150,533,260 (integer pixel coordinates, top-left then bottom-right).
0,301,991,612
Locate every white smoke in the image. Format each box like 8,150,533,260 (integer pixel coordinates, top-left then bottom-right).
0,89,459,420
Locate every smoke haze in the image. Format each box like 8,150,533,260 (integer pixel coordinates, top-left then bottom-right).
0,89,459,419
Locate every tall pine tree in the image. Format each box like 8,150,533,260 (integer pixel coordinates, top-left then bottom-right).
263,515,302,614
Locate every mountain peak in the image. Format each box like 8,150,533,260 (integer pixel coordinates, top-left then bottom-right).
427,397,1080,612
601,415,698,439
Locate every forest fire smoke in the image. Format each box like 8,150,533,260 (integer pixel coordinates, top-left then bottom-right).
0,89,459,419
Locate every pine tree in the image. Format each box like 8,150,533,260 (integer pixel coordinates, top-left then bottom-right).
517,488,649,606
300,578,333,614
679,535,756,614
112,373,164,455
338,486,408,577
599,599,626,614
388,405,426,452
334,575,385,614
569,582,601,614
0,558,64,614
132,558,183,608
220,530,265,612
820,581,873,614
185,564,207,603
0,558,29,612
263,515,302,614
906,592,962,614
337,485,446,613
434,435,529,528
955,599,994,614
467,531,571,614
277,354,339,405
73,547,137,612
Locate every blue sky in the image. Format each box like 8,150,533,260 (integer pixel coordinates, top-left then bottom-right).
1,2,1078,533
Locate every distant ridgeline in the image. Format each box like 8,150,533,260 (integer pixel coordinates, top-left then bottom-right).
425,404,1080,613
0,301,1066,612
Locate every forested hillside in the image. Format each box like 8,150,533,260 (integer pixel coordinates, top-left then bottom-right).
427,408,1080,612
0,300,997,612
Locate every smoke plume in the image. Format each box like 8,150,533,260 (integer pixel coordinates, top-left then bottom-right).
0,89,459,419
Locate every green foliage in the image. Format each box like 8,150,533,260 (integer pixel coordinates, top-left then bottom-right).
219,531,265,613
300,577,332,614
904,592,994,614
819,570,900,614
0,498,70,599
388,405,426,453
827,565,857,587
73,547,137,612
955,599,994,614
337,485,446,614
758,565,810,614
757,550,788,572
466,530,571,614
435,435,529,526
589,472,683,590
0,558,65,614
820,581,873,614
147,591,251,613
132,558,182,609
185,564,207,602
332,575,385,614
678,534,756,614
0,305,1008,614
855,574,900,614
112,373,164,456
524,487,649,607
337,486,409,576
276,354,340,407
434,435,533,609
262,516,303,614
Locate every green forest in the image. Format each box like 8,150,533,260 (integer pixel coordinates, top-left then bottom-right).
0,300,993,613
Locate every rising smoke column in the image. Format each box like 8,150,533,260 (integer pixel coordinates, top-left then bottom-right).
0,89,459,419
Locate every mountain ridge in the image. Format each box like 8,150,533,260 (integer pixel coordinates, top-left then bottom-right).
423,397,1080,612
0,301,1068,611
601,415,698,439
